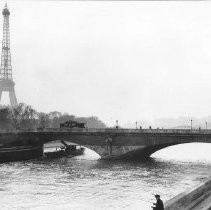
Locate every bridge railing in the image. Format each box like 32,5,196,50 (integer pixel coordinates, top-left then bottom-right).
40,128,211,134
1,128,211,134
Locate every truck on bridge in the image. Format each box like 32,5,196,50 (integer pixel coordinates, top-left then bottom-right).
60,120,86,129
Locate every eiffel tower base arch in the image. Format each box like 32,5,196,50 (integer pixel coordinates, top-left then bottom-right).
0,79,17,107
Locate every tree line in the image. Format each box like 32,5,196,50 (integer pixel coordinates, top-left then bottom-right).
0,103,106,130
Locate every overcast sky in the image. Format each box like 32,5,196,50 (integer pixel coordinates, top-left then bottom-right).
1,1,211,126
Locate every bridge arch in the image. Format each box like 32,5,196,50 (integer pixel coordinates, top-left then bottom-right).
106,142,211,160
151,142,211,160
61,141,211,160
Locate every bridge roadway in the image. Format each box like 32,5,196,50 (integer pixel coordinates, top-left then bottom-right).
0,128,211,160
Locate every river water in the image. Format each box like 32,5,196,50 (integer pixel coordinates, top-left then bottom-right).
0,143,211,210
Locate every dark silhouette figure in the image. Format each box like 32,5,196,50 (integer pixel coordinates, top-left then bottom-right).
152,194,164,210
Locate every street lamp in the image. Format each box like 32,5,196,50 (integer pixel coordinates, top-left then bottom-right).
205,121,208,130
135,121,137,129
116,120,118,129
191,119,192,130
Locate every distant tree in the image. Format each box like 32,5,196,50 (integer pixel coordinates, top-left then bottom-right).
0,103,107,130
48,111,62,128
84,116,106,128
49,111,62,119
38,112,50,128
27,105,37,129
10,103,23,129
20,105,37,129
0,107,12,129
9,103,37,129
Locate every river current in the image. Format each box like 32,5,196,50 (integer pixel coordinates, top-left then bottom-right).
0,143,211,210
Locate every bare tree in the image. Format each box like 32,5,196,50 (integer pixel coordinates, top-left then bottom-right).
0,106,12,130
38,112,50,129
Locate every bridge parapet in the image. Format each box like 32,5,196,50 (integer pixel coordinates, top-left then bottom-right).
1,128,211,134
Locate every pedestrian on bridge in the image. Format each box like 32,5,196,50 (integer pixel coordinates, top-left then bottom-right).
152,194,164,210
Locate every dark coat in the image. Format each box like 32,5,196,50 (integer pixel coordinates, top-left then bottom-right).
154,198,164,210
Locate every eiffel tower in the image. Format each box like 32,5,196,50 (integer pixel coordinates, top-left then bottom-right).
0,4,17,107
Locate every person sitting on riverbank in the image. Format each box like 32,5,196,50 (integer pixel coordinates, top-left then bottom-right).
152,194,164,210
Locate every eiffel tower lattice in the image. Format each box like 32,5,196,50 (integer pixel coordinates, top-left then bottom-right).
0,4,17,107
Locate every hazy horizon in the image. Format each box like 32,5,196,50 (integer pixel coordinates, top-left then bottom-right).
1,1,211,126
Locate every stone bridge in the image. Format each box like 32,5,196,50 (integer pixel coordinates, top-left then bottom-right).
0,128,211,160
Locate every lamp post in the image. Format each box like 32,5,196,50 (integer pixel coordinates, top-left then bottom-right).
191,119,192,130
135,121,137,129
116,120,118,129
205,121,208,130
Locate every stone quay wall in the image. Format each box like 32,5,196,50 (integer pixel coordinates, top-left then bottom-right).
165,177,211,210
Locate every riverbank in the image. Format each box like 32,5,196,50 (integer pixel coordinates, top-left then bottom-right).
165,177,211,210
192,193,211,210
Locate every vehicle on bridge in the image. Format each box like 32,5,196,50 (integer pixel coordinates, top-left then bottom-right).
60,120,86,129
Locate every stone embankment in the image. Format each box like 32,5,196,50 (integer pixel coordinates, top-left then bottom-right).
165,177,211,210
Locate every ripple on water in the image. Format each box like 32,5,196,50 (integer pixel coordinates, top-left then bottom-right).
0,147,211,209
